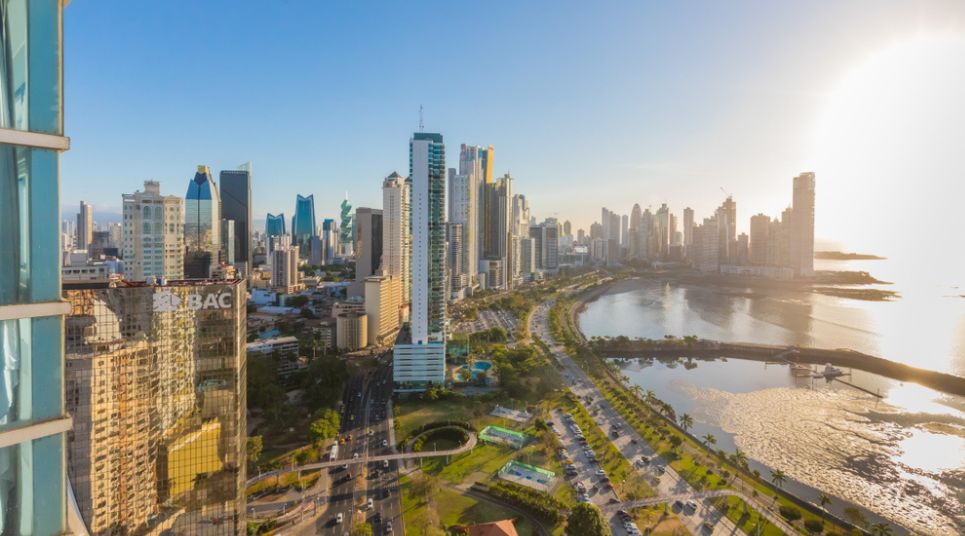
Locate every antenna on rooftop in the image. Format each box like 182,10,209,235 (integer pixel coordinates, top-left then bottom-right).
419,105,424,132
720,186,732,198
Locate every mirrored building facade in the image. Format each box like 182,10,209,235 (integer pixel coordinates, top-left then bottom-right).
64,279,246,536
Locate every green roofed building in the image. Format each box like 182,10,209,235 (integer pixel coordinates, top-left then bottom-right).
479,425,530,448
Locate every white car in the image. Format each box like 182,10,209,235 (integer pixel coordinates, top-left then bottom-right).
336,513,343,524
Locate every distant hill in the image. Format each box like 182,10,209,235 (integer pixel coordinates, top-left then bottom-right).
815,251,886,261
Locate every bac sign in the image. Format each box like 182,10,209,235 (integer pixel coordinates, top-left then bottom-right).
153,290,233,312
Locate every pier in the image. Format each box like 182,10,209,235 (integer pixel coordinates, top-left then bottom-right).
830,377,883,398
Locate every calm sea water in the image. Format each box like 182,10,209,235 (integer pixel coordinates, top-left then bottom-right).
580,258,965,376
579,266,965,534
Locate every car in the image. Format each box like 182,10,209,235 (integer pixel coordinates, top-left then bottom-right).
336,513,343,524
367,498,374,510
386,520,393,532
368,429,374,436
342,463,349,470
672,500,683,510
686,500,698,511
382,439,388,447
617,509,631,520
576,482,586,492
594,469,606,477
353,452,359,459
383,459,390,469
630,438,638,445
657,465,666,474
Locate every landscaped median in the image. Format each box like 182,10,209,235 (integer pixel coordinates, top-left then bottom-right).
549,293,860,536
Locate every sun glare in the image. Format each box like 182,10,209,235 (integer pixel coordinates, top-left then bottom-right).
813,33,965,284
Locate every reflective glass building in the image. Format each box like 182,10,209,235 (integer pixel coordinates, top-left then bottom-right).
64,280,246,536
219,168,252,276
0,1,72,533
184,166,221,275
291,194,316,252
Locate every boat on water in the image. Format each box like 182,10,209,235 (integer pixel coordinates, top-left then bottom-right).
817,363,846,378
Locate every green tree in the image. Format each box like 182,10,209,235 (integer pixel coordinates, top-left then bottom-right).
680,413,694,432
818,492,831,513
246,436,263,464
733,448,748,469
843,506,868,528
308,408,341,445
702,433,716,446
869,523,893,536
565,503,610,536
350,523,373,536
770,468,787,488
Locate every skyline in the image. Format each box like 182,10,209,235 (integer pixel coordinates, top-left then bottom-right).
61,2,965,270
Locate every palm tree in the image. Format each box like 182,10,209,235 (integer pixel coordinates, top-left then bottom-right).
869,523,893,536
770,468,786,488
818,493,831,514
680,413,694,432
733,448,748,469
702,433,716,447
645,390,656,405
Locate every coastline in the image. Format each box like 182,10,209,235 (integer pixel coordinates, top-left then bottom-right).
574,276,965,397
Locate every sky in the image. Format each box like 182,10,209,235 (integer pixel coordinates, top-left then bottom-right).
62,1,965,276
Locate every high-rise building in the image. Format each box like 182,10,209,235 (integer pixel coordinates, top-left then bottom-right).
683,207,695,249
519,237,536,277
394,133,446,392
447,222,466,299
529,225,544,270
336,311,368,351
483,174,513,289
355,208,383,282
77,200,93,250
0,3,72,531
270,235,301,294
221,219,236,268
448,164,478,286
563,220,572,238
749,213,771,265
382,173,410,308
265,212,286,252
339,195,354,256
292,194,317,253
64,279,247,536
541,218,561,271
184,165,221,276
716,196,737,264
322,218,339,265
364,275,401,346
790,172,816,277
123,181,185,281
220,167,253,276
621,214,629,247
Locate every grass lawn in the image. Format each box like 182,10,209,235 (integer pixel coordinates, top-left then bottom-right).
421,443,517,484
394,397,491,439
633,505,693,536
400,475,537,536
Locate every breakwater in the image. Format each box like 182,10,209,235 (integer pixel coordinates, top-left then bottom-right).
591,339,965,397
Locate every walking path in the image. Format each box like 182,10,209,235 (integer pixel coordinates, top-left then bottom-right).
532,300,750,536
247,432,477,486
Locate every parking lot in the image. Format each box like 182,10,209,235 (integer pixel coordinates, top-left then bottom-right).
456,308,518,337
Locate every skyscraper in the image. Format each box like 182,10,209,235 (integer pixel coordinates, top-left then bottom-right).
64,279,247,535
184,165,221,276
749,213,771,265
0,3,71,531
265,213,286,254
339,195,354,256
322,218,339,265
292,194,317,253
123,181,185,281
382,173,410,308
353,207,383,295
220,167,253,276
270,235,301,294
394,133,446,392
790,172,816,277
683,207,695,248
447,222,466,299
77,200,93,250
716,196,737,264
448,163,478,287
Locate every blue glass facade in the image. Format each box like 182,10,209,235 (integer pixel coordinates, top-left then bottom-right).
265,213,286,237
0,1,69,533
292,194,316,251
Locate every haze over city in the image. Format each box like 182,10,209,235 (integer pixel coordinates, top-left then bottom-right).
61,1,965,280
3,2,964,536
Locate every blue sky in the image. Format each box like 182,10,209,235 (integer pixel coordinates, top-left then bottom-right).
62,1,965,259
